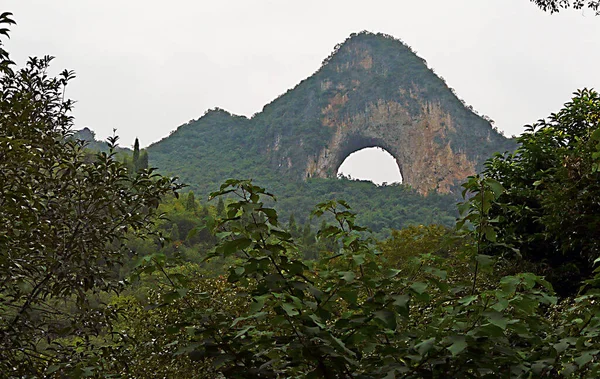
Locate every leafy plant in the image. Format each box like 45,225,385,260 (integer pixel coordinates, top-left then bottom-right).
0,16,182,376
141,179,600,378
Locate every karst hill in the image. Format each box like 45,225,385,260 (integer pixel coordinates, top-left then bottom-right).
148,31,515,199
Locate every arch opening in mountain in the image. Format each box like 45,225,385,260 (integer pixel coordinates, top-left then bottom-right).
337,145,403,185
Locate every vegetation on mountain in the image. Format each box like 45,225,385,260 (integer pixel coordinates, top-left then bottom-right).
149,32,515,187
3,7,600,379
148,31,516,232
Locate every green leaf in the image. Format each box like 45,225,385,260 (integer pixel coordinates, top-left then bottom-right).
574,350,599,367
553,339,570,354
385,268,402,278
410,282,428,295
476,254,494,268
353,254,365,266
447,336,467,356
250,295,267,313
162,291,182,304
483,226,497,242
392,294,410,308
340,271,356,282
415,337,436,356
220,238,252,255
309,314,327,329
484,311,508,330
485,178,505,197
374,309,397,330
281,302,299,317
339,289,358,305
332,335,357,357
458,295,478,306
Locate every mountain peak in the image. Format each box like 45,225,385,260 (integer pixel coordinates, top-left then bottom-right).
149,31,514,196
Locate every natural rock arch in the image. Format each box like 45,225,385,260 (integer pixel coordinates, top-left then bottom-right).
337,145,403,184
303,101,477,195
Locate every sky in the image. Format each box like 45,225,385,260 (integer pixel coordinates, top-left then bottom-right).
4,0,600,184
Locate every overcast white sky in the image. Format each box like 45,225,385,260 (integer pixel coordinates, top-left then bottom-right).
4,1,599,183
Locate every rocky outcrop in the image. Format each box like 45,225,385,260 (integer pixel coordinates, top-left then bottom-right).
256,32,513,195
304,99,476,195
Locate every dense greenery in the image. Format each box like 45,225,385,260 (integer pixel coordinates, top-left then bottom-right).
0,12,181,376
3,7,600,379
484,89,600,296
151,106,459,234
130,172,600,378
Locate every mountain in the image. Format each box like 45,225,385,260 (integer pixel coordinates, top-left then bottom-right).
146,31,516,234
73,127,132,154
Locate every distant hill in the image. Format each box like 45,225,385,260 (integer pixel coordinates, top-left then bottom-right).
145,31,517,234
72,127,132,154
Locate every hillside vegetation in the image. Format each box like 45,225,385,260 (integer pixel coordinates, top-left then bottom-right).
147,31,516,234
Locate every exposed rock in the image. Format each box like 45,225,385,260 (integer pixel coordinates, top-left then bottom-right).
305,100,475,194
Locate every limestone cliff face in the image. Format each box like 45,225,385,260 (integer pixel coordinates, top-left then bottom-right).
305,99,476,195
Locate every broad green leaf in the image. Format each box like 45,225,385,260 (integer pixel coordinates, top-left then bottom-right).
281,302,299,317
353,254,365,266
415,337,435,356
374,309,397,330
339,289,358,305
410,282,428,295
250,295,267,313
485,178,505,197
446,336,467,356
340,271,356,282
484,311,508,330
458,295,478,306
392,294,409,308
476,254,494,267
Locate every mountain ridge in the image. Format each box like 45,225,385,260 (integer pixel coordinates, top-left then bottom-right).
148,31,515,197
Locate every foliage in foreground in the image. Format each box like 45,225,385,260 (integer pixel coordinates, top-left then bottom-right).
136,178,600,378
0,12,181,376
484,89,600,295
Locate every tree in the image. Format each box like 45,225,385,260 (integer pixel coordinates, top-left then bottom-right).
138,149,149,171
185,191,197,211
143,179,600,378
216,197,225,218
0,14,181,376
170,223,181,241
288,213,297,236
531,0,600,13
484,89,600,295
379,224,458,268
133,137,140,171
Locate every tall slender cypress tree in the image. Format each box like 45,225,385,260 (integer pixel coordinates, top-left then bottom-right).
185,191,196,211
216,198,225,218
138,150,149,171
132,138,140,172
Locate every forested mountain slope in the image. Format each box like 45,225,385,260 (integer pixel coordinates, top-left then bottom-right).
146,31,516,233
